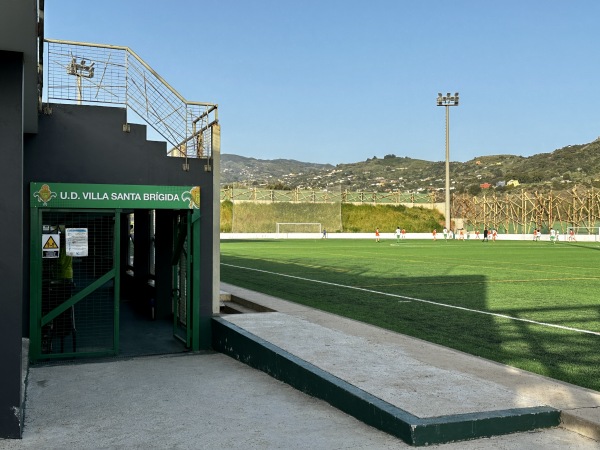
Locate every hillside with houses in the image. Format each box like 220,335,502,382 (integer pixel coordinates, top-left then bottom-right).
222,138,600,196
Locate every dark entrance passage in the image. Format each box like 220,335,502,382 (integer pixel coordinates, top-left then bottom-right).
118,301,186,357
118,210,190,358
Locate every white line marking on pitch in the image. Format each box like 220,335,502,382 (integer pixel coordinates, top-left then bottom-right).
222,262,600,337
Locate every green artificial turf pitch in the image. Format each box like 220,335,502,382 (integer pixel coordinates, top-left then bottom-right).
220,238,600,391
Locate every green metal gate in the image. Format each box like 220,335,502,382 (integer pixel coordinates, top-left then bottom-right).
30,209,120,360
172,211,191,346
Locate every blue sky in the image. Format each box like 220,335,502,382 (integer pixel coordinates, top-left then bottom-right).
45,1,600,164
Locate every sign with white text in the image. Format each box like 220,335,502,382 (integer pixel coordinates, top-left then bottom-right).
31,182,200,210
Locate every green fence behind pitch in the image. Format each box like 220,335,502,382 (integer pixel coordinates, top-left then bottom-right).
221,188,435,205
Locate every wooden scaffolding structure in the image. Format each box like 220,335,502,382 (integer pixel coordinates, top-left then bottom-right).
453,187,600,233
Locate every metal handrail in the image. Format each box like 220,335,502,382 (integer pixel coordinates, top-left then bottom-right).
45,39,218,161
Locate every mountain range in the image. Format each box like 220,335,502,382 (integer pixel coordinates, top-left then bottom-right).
221,138,600,195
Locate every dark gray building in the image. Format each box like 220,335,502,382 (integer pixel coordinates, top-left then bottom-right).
1,1,220,438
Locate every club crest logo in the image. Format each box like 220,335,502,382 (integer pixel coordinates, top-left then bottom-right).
33,184,57,206
182,186,200,209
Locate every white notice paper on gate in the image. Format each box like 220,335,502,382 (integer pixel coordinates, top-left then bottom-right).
65,228,88,257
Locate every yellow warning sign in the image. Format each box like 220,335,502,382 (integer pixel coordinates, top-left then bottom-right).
43,236,59,249
42,233,60,258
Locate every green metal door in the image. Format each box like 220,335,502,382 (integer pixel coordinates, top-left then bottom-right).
172,211,192,347
30,209,120,361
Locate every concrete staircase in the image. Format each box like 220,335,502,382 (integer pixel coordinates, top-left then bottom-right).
219,291,275,314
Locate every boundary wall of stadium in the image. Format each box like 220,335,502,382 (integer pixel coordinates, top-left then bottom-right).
221,233,598,242
222,187,600,234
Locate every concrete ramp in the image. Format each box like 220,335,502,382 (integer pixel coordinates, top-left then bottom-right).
213,313,560,446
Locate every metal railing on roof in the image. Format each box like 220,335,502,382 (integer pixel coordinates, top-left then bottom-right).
45,39,218,163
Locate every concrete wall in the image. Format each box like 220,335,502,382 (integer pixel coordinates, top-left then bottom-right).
1,0,39,437
0,0,39,134
0,50,25,439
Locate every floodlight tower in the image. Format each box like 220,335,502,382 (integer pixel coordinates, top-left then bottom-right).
436,92,459,231
66,56,95,104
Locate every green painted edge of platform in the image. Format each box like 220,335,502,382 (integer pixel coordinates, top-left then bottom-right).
413,407,560,446
212,317,560,446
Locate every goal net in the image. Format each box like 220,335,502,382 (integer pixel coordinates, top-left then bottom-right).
276,223,322,234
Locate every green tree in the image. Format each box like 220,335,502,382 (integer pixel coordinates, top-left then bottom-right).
467,184,482,196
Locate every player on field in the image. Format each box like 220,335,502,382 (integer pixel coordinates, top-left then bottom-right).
375,227,380,243
395,226,401,242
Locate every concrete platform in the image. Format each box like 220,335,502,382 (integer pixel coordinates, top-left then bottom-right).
217,283,600,446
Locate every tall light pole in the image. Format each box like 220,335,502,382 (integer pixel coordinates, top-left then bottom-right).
437,92,459,231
